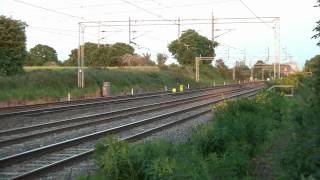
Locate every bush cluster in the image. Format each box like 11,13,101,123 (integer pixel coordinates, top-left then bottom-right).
83,91,285,180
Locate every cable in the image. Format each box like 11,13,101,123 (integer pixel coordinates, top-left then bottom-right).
11,0,86,20
238,0,272,28
103,0,236,15
27,27,78,38
118,0,177,24
56,0,150,10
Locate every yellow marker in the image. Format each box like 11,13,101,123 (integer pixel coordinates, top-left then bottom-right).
179,85,184,92
172,88,176,93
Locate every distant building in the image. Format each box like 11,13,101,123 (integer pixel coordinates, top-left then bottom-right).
253,62,298,76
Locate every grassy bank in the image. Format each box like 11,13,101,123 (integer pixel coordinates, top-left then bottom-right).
81,71,320,179
0,65,232,102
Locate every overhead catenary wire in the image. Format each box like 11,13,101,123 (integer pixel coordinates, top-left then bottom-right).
118,0,177,24
11,0,87,20
238,0,272,29
102,0,236,15
55,0,150,10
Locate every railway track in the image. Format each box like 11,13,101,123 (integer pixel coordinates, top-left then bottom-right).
0,87,242,149
0,85,243,158
0,84,242,118
0,85,263,179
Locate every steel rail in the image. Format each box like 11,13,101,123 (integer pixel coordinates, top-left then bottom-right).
0,85,242,137
0,87,243,147
0,84,242,118
9,86,263,180
0,86,263,169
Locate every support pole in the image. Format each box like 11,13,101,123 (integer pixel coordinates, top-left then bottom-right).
98,22,101,48
211,13,215,43
232,61,236,81
251,67,254,81
195,57,199,82
77,23,81,88
177,17,181,38
129,17,131,44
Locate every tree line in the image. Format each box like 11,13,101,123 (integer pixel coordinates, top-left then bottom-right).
1,4,320,77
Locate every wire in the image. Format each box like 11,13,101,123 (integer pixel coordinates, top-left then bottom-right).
56,0,150,10
27,27,78,38
28,26,78,32
118,0,177,24
238,0,272,28
103,0,236,15
11,0,87,20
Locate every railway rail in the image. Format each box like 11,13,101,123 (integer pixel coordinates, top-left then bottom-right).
0,87,242,148
0,84,264,179
0,83,243,118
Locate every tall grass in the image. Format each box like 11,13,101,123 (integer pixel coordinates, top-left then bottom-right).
0,65,231,102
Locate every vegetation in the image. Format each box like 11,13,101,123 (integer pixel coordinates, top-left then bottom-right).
0,16,27,75
304,54,320,72
63,42,136,67
79,53,320,180
168,29,218,65
215,59,230,78
312,0,320,46
26,44,59,66
156,53,168,66
0,65,231,102
82,91,286,180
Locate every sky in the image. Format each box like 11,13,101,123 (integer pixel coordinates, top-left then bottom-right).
1,0,320,68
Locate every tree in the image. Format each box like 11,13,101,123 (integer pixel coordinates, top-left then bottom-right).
156,53,168,66
312,0,320,46
142,53,155,65
235,64,251,81
215,59,230,78
63,42,135,67
304,55,320,73
168,29,218,65
0,16,27,75
26,44,58,66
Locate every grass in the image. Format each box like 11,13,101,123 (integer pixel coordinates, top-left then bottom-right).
79,91,288,180
75,71,319,180
0,65,232,102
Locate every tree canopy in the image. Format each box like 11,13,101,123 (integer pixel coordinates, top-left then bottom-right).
313,0,320,46
215,59,230,78
168,29,218,65
304,54,320,73
0,16,27,75
63,42,135,67
156,53,168,66
26,44,58,66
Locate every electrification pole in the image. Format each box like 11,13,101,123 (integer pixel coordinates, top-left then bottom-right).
178,17,181,38
78,23,85,88
98,22,101,48
129,17,131,44
212,13,214,42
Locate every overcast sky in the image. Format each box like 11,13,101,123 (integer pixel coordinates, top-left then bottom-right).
1,0,319,68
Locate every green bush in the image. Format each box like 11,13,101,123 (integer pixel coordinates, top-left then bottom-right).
83,91,286,180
